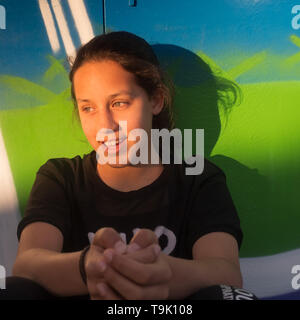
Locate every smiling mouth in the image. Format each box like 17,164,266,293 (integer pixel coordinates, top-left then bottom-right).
103,136,127,148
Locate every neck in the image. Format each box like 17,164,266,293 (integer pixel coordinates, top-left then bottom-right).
96,161,164,192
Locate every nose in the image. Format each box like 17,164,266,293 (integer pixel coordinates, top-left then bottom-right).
97,107,119,133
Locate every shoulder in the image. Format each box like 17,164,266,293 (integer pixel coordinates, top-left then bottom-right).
175,157,226,188
37,150,95,186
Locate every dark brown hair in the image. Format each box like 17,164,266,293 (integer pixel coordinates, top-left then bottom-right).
69,31,175,130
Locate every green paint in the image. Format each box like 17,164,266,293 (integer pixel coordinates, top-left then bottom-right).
196,50,267,82
0,57,92,216
0,50,299,259
290,34,300,48
283,35,300,66
0,75,58,103
284,52,300,66
226,51,267,80
196,51,227,77
167,48,300,257
211,81,300,257
43,55,70,85
203,41,300,82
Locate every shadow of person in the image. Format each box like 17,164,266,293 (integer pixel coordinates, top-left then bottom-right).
152,44,271,257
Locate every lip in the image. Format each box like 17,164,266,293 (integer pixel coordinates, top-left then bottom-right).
98,135,126,144
103,136,127,150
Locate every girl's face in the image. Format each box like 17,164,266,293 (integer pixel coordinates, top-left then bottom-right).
73,59,163,167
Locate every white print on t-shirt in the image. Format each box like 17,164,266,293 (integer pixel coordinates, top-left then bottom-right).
87,225,176,255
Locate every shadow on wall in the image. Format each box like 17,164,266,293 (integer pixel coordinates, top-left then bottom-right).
152,44,270,258
0,44,279,261
1,40,299,297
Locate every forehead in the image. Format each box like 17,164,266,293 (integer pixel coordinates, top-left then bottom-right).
73,60,136,91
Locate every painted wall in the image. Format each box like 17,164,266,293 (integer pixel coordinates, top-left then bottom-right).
0,0,300,299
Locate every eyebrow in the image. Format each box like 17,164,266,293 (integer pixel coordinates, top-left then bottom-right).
77,91,134,103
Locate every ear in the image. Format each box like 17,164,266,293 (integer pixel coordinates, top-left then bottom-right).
151,90,164,116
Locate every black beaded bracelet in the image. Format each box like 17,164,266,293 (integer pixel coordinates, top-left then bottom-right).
79,245,90,286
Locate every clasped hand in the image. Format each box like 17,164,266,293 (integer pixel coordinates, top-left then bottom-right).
84,228,172,300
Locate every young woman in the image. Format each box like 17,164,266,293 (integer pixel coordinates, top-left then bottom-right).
12,31,243,300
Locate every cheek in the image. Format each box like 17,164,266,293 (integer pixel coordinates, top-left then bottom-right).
126,115,152,136
80,118,97,144
129,104,153,130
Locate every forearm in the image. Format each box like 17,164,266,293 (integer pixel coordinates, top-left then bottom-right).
164,255,243,300
12,248,89,297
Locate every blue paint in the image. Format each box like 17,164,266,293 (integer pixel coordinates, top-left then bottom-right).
129,0,137,7
0,0,298,83
292,5,300,30
0,0,101,81
106,0,294,53
152,44,214,87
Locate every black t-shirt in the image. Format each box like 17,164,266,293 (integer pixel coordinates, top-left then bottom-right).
17,150,243,259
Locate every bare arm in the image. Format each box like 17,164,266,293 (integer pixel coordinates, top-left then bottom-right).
12,222,89,297
13,224,158,298
164,232,243,299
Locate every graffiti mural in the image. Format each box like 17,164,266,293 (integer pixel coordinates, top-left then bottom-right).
0,0,99,277
0,0,299,299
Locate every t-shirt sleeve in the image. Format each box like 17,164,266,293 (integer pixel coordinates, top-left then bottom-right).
185,166,243,257
17,160,72,242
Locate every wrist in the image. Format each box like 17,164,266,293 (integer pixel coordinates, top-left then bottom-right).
79,245,90,286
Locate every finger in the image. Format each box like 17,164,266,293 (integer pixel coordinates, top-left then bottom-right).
103,264,169,300
86,253,115,299
103,248,171,286
86,251,108,295
126,244,161,264
93,227,126,253
129,229,158,250
86,255,106,279
94,282,123,300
